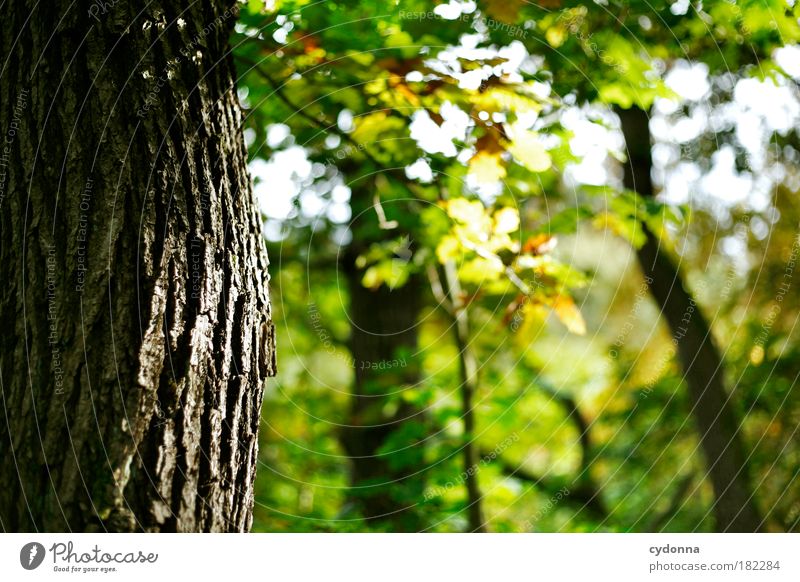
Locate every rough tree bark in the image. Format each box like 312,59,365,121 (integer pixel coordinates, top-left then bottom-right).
0,0,275,532
617,105,761,532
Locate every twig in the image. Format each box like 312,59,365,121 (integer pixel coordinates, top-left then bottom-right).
426,265,454,316
442,260,486,532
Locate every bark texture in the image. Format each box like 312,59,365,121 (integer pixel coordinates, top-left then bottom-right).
0,0,275,532
617,105,761,532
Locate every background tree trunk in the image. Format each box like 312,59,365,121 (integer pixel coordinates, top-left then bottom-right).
340,255,426,531
0,0,275,532
616,105,761,532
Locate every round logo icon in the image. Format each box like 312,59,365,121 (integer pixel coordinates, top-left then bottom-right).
20,542,46,570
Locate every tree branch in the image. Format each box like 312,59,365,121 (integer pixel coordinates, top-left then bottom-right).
442,261,486,532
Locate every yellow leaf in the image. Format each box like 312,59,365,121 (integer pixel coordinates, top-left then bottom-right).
750,345,764,366
513,303,548,345
494,207,520,234
473,87,543,114
362,266,381,290
458,256,505,283
507,122,551,173
469,151,506,185
552,295,586,335
546,26,567,48
446,198,486,225
436,235,461,264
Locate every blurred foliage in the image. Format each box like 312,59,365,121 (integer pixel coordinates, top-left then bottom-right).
230,0,800,531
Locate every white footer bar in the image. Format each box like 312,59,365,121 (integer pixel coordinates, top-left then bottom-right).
1,533,797,580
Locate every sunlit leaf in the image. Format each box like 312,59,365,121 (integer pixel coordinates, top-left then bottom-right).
551,295,586,335
469,151,507,185
446,198,487,225
507,123,552,173
436,235,461,264
494,207,520,234
545,26,567,48
362,259,412,290
458,256,505,283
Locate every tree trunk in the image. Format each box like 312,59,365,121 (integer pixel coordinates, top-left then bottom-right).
616,105,761,532
340,250,426,531
0,0,275,532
